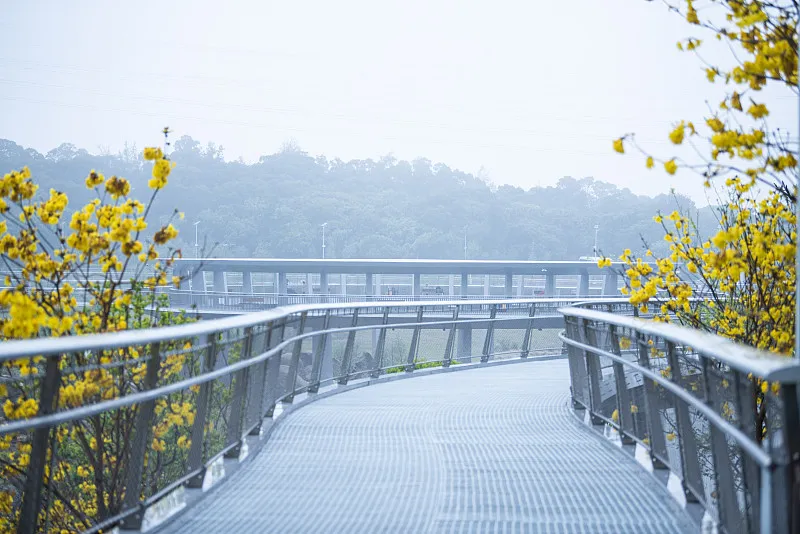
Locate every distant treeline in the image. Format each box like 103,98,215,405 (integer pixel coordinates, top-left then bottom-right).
0,137,719,260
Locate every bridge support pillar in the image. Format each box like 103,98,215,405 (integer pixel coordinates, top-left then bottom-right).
413,273,421,297
191,268,204,293
460,274,468,298
448,275,454,296
504,272,513,298
544,274,555,297
341,274,347,295
517,275,524,297
213,271,226,293
365,272,373,296
458,325,472,363
278,272,287,304
603,273,618,296
242,271,253,294
483,276,490,297
306,273,313,294
579,271,590,297
375,274,382,296
174,265,189,290
320,271,328,296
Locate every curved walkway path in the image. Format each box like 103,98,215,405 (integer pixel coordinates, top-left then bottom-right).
159,360,694,534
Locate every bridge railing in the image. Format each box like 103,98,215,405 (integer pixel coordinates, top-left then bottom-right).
559,306,800,534
0,297,580,534
165,289,608,312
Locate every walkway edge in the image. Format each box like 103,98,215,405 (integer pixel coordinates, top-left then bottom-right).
566,403,705,528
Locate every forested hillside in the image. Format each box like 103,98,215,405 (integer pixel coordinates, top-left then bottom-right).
0,137,718,260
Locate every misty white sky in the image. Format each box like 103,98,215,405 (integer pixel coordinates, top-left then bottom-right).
0,0,795,206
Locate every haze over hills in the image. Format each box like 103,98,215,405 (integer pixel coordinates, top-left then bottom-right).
0,136,721,261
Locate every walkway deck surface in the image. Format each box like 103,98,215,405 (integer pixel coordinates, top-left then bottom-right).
158,360,694,534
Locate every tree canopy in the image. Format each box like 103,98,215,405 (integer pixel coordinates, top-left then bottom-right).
0,136,714,261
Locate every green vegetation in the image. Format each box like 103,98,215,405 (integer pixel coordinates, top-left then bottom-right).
0,137,719,261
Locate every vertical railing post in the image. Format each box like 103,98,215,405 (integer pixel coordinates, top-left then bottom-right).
666,341,702,503
481,304,497,363
634,330,668,469
224,328,254,459
187,334,218,488
246,322,275,435
564,316,587,409
308,311,331,393
732,370,760,530
371,309,389,378
777,382,800,534
405,306,424,372
443,305,459,368
338,309,360,385
283,313,307,403
120,342,162,529
609,325,634,444
580,318,604,425
520,303,536,359
18,355,61,534
263,319,286,418
702,350,740,527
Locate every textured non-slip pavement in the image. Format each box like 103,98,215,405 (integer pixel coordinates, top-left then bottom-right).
159,360,694,534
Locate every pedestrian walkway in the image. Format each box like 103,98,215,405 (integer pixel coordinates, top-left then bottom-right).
158,360,694,534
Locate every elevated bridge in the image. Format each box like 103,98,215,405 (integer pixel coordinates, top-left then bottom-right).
1,297,797,534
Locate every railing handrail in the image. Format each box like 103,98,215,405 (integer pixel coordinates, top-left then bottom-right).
561,306,800,382
0,310,554,437
557,329,773,467
0,297,593,361
561,299,800,533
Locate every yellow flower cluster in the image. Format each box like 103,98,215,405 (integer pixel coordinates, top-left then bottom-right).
612,0,798,201
0,144,198,533
604,183,796,355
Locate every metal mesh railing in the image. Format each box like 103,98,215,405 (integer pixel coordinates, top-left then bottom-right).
0,297,578,534
560,306,800,534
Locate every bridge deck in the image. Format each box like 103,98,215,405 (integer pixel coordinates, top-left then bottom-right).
158,360,693,534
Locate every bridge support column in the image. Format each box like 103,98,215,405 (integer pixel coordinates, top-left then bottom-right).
460,274,468,298
341,274,347,295
484,275,490,297
413,273,421,297
365,272,373,296
278,272,287,304
242,271,253,294
320,271,328,297
458,325,472,363
603,273,618,296
306,273,313,294
579,271,590,297
448,275,454,296
517,275,524,297
375,274,382,296
544,274,555,297
504,272,513,298
174,265,189,290
213,271,226,293
191,269,204,293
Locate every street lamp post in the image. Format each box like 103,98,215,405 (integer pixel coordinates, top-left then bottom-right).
194,221,201,259
321,222,328,259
